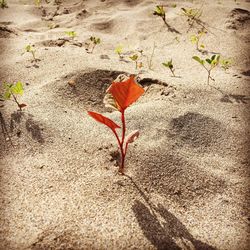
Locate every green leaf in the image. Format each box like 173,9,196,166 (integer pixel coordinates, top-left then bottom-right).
129,54,138,61
211,55,216,61
3,90,11,100
153,5,165,17
192,56,204,65
115,45,123,54
206,59,211,64
11,81,24,95
190,35,198,43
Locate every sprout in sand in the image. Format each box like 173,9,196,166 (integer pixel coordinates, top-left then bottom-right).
0,0,8,8
22,44,38,62
115,45,124,60
88,75,145,174
220,58,233,71
64,31,77,40
85,36,101,53
153,5,166,25
1,81,27,111
190,30,206,51
129,54,139,69
193,54,220,85
162,59,176,77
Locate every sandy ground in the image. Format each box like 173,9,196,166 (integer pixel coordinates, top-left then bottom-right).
0,0,250,249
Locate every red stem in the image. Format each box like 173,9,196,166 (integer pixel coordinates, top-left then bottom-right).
119,110,126,174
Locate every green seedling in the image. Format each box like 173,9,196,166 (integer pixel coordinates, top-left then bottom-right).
115,45,124,60
0,0,8,8
153,5,166,25
2,82,27,111
64,31,77,40
181,7,202,20
162,59,175,77
181,7,204,31
129,54,141,69
193,54,220,84
220,58,233,71
22,44,38,62
85,36,101,53
190,30,206,51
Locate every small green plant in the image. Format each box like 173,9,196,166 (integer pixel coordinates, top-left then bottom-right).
129,54,140,69
162,59,175,77
190,30,206,51
1,82,27,111
85,36,101,53
0,0,8,8
192,54,220,84
181,7,202,20
64,31,77,39
115,45,124,60
88,75,145,174
181,7,204,30
22,44,38,62
153,5,166,25
220,58,233,71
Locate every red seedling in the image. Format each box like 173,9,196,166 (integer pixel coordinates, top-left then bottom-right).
87,75,145,174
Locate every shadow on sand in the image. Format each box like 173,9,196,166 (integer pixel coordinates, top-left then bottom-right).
126,175,217,250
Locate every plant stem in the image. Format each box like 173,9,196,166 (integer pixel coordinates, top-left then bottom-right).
119,111,126,174
11,93,21,111
147,42,155,70
91,43,96,53
31,51,36,61
170,68,175,77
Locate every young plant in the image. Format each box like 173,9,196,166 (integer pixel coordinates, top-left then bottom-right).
2,81,27,111
85,36,101,53
115,45,124,60
88,75,145,174
153,5,166,25
190,30,206,51
0,0,8,8
22,44,38,62
129,54,143,69
162,59,175,77
220,58,233,71
64,31,77,40
181,7,202,21
192,54,220,84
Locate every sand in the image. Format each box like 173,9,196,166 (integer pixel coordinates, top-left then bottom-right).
0,0,250,249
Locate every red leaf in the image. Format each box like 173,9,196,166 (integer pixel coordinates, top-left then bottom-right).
107,76,145,112
87,111,120,131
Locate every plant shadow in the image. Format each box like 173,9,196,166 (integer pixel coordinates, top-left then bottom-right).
10,111,45,143
127,176,217,250
220,94,250,104
165,21,181,34
0,111,13,146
